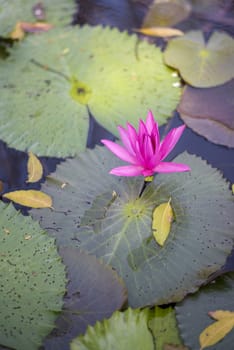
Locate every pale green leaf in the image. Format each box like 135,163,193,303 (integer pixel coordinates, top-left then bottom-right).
164,31,234,87
70,308,154,350
0,26,180,156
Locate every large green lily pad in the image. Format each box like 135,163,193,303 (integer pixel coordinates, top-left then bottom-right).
0,202,66,350
176,273,234,350
164,30,234,87
0,25,180,157
31,146,234,307
0,0,76,37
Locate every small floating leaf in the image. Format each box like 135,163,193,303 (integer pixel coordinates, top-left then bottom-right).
27,151,43,183
3,190,52,208
199,315,234,350
209,310,234,321
135,27,184,37
10,21,25,40
164,31,234,87
152,198,174,246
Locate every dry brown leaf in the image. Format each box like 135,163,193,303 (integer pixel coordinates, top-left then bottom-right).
135,27,184,37
199,311,234,349
10,22,25,40
20,22,53,33
152,198,174,246
3,190,52,208
10,21,53,40
27,151,43,183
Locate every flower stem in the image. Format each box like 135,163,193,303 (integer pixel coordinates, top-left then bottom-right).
138,176,154,197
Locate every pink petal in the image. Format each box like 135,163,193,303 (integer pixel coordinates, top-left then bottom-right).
109,165,143,176
126,122,138,153
138,119,147,142
145,110,156,134
101,139,137,164
159,125,186,160
154,162,191,173
117,125,135,155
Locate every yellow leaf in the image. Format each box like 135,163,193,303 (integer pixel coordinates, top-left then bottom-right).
27,152,43,183
209,310,234,321
152,198,174,246
3,190,52,208
134,27,184,38
232,184,234,194
10,22,25,40
199,318,234,349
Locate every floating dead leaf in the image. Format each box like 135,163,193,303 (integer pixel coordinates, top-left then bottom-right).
10,22,25,40
10,21,53,40
20,22,53,33
27,151,43,183
152,198,174,246
3,190,52,208
199,311,234,349
178,80,234,147
0,180,4,193
232,184,234,194
134,27,184,38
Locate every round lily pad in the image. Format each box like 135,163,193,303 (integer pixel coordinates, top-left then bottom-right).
0,202,66,350
70,308,154,350
31,146,234,307
164,30,234,87
0,0,76,37
176,273,234,350
0,25,180,157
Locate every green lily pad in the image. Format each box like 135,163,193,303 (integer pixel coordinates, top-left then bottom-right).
70,306,183,350
0,202,66,350
148,306,182,349
178,80,234,147
164,30,234,87
70,308,154,350
0,0,76,37
44,248,127,349
0,25,180,157
31,146,234,307
176,273,234,350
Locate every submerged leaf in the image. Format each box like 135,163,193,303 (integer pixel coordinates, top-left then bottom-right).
199,317,234,350
143,0,191,27
135,27,184,37
0,202,66,350
3,190,52,208
164,31,234,87
27,151,43,183
44,248,127,349
0,26,180,156
152,199,174,246
178,80,234,147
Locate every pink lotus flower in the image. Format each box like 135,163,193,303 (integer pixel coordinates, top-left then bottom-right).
101,111,190,177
